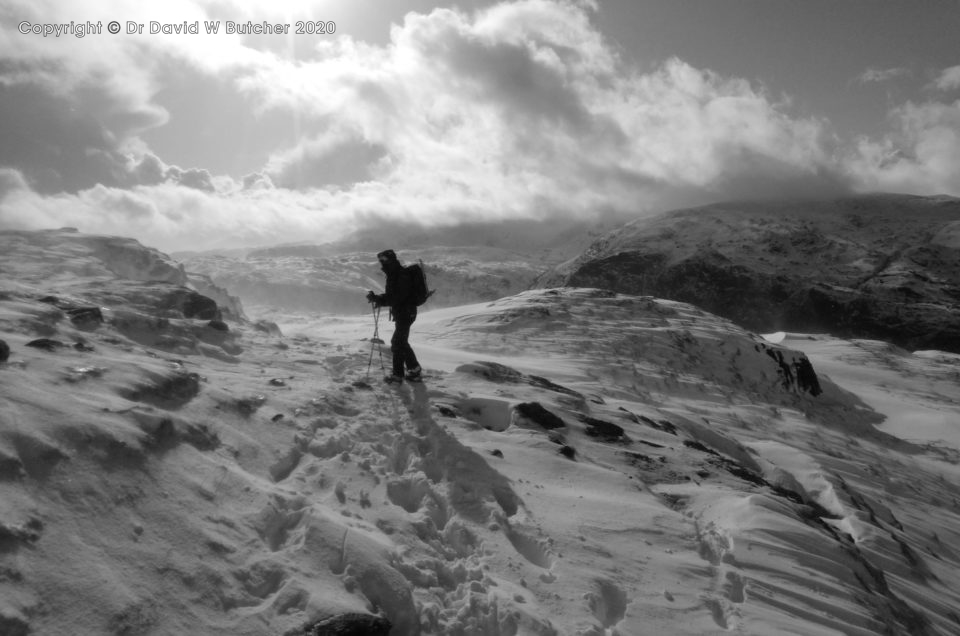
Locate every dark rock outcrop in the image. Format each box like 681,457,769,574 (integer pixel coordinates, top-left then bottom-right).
253,320,283,336
25,338,66,351
511,402,565,430
185,271,245,321
0,339,9,362
66,306,104,330
206,320,229,332
292,613,392,636
179,290,220,320
581,415,628,442
120,371,201,409
759,343,823,396
538,194,960,352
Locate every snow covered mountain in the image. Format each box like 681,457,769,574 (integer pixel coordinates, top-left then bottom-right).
536,194,960,354
175,218,614,317
0,228,246,322
3,228,960,635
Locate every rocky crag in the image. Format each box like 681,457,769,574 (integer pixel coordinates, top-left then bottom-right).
536,194,960,353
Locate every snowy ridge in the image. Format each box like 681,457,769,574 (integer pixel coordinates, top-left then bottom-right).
1,228,188,287
2,263,960,633
535,194,960,353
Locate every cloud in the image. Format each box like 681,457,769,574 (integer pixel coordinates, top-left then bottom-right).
241,171,274,190
265,131,389,189
0,82,144,193
857,67,910,84
125,153,219,191
167,166,216,192
0,176,352,252
933,65,960,92
0,167,30,199
15,0,958,253
848,99,960,195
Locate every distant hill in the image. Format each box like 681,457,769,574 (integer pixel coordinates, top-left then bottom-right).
536,194,960,353
176,217,619,316
0,228,245,323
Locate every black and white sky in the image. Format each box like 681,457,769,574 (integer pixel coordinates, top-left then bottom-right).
1,0,958,251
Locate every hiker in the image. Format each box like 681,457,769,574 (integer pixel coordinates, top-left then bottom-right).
367,249,422,383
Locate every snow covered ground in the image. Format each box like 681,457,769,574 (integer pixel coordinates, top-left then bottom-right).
3,238,960,634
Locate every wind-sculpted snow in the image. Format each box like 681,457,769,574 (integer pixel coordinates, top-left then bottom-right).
3,264,960,634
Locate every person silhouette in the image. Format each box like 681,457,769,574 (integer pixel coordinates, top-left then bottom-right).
366,249,422,383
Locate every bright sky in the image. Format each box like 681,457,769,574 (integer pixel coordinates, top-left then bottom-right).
1,0,958,251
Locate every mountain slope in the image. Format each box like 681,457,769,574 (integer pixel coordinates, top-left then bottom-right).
3,230,960,635
0,228,246,322
536,194,960,353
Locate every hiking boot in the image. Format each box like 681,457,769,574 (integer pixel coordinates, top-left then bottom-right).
384,374,404,384
405,366,422,381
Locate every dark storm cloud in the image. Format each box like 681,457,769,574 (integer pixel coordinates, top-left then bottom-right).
0,82,133,193
422,26,594,130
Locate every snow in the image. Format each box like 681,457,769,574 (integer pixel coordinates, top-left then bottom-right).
3,234,960,635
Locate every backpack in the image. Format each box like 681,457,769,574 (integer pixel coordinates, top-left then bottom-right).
406,260,434,307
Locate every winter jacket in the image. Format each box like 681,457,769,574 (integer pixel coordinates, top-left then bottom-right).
374,264,416,321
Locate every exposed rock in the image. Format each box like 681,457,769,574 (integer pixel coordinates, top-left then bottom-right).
253,320,283,336
25,338,66,351
511,402,565,430
206,319,229,332
66,306,104,330
0,339,9,362
220,394,267,416
456,361,524,382
180,291,220,320
121,371,201,409
581,415,628,442
0,518,43,551
758,343,823,396
538,194,960,352
130,411,220,452
185,270,246,321
527,375,584,399
291,612,392,636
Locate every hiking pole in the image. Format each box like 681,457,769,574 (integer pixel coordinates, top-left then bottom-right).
366,303,380,381
374,306,386,373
